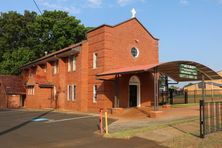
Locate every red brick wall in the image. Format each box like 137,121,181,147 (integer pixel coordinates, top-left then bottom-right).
0,81,7,109
24,45,90,112
111,19,159,69
7,95,21,109
25,84,52,109
79,42,89,112
87,26,114,112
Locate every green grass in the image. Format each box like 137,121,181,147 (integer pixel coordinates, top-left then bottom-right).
105,117,199,139
171,103,198,108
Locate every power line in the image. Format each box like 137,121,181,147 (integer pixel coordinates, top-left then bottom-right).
32,0,42,15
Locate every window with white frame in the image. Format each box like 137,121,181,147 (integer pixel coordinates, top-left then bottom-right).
93,53,98,69
72,56,76,71
68,56,76,72
52,60,58,74
93,85,97,103
27,86,35,95
68,57,71,72
67,84,76,101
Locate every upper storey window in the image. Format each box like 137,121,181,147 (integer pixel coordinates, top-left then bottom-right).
131,47,139,58
29,69,36,78
68,56,76,72
40,64,47,73
93,53,98,69
52,60,58,75
29,71,33,78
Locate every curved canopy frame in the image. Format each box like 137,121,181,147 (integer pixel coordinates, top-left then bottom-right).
97,61,222,82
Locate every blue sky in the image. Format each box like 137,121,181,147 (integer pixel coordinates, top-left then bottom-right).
1,0,222,72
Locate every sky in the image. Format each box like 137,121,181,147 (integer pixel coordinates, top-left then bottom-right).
1,0,222,73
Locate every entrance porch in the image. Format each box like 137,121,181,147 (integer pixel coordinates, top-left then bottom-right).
97,61,222,117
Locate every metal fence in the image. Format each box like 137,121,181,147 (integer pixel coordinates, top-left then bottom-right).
200,100,222,138
188,90,222,103
160,89,222,105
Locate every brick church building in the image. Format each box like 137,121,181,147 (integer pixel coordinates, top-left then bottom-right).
21,17,158,112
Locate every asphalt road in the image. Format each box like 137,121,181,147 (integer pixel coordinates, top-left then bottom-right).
0,110,166,148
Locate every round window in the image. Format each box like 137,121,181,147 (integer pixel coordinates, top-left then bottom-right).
131,47,139,58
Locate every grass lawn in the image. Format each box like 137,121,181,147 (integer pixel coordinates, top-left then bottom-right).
105,116,222,148
105,117,199,139
171,103,199,108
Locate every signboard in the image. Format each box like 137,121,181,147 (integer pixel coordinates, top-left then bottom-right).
179,64,198,79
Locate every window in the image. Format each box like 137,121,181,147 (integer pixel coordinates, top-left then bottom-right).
43,65,47,72
73,85,76,101
52,60,58,74
29,69,34,78
73,56,76,71
67,84,76,101
131,47,139,58
93,85,97,103
27,86,35,95
68,56,76,72
42,64,47,73
93,53,98,69
68,57,71,72
29,72,33,78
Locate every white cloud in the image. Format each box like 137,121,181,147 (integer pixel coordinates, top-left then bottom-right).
117,0,144,7
117,0,132,6
37,0,80,14
180,0,189,5
87,0,103,7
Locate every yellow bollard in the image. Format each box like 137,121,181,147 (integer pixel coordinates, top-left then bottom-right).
105,112,109,134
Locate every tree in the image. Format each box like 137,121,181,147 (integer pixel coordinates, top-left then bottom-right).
0,10,90,74
0,48,35,74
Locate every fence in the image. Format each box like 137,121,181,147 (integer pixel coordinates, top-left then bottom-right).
160,89,222,105
188,90,222,103
200,100,222,138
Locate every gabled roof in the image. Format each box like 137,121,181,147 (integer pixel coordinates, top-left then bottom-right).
0,75,26,95
87,17,159,40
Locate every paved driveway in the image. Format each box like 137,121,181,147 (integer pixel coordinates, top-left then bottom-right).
0,110,166,148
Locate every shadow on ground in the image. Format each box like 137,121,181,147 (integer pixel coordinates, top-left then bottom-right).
0,109,53,136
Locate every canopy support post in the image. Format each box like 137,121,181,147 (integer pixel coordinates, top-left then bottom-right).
114,74,120,108
154,67,159,111
200,74,206,138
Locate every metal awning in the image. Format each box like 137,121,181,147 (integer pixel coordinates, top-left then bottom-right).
97,61,222,82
